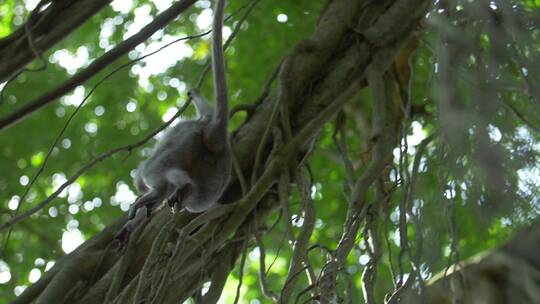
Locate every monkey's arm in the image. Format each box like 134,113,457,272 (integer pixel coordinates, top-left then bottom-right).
128,188,163,219
134,169,149,193
188,89,213,118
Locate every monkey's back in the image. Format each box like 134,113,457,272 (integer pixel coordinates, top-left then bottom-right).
140,119,231,209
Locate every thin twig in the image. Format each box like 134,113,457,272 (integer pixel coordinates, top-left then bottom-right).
406,132,437,294
229,103,256,118
251,97,280,186
23,22,47,72
342,268,354,304
180,204,236,237
255,232,279,302
361,181,384,304
279,167,316,303
396,136,410,288
280,265,309,303
333,111,356,191
270,125,295,243
279,169,295,243
254,58,284,106
278,55,294,142
503,101,540,134
233,237,249,304
266,230,287,275
294,284,316,304
251,57,290,186
228,137,248,194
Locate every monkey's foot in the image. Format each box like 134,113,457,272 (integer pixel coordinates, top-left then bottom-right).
166,194,182,214
166,192,179,209
166,185,192,213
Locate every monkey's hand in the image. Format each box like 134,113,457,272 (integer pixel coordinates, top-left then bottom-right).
187,88,201,99
166,185,192,213
166,192,180,212
128,192,158,220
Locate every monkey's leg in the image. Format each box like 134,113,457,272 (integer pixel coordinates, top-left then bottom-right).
134,170,149,193
166,184,197,212
128,189,163,219
165,169,196,212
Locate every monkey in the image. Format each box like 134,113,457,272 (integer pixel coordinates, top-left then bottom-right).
116,0,230,246
129,88,231,216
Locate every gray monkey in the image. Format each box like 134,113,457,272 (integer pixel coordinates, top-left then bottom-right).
117,0,230,245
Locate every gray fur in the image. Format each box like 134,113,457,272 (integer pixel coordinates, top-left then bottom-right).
129,102,231,218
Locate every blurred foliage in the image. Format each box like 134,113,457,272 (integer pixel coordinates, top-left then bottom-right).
0,0,539,302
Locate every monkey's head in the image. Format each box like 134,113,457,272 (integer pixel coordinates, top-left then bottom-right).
187,89,201,99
